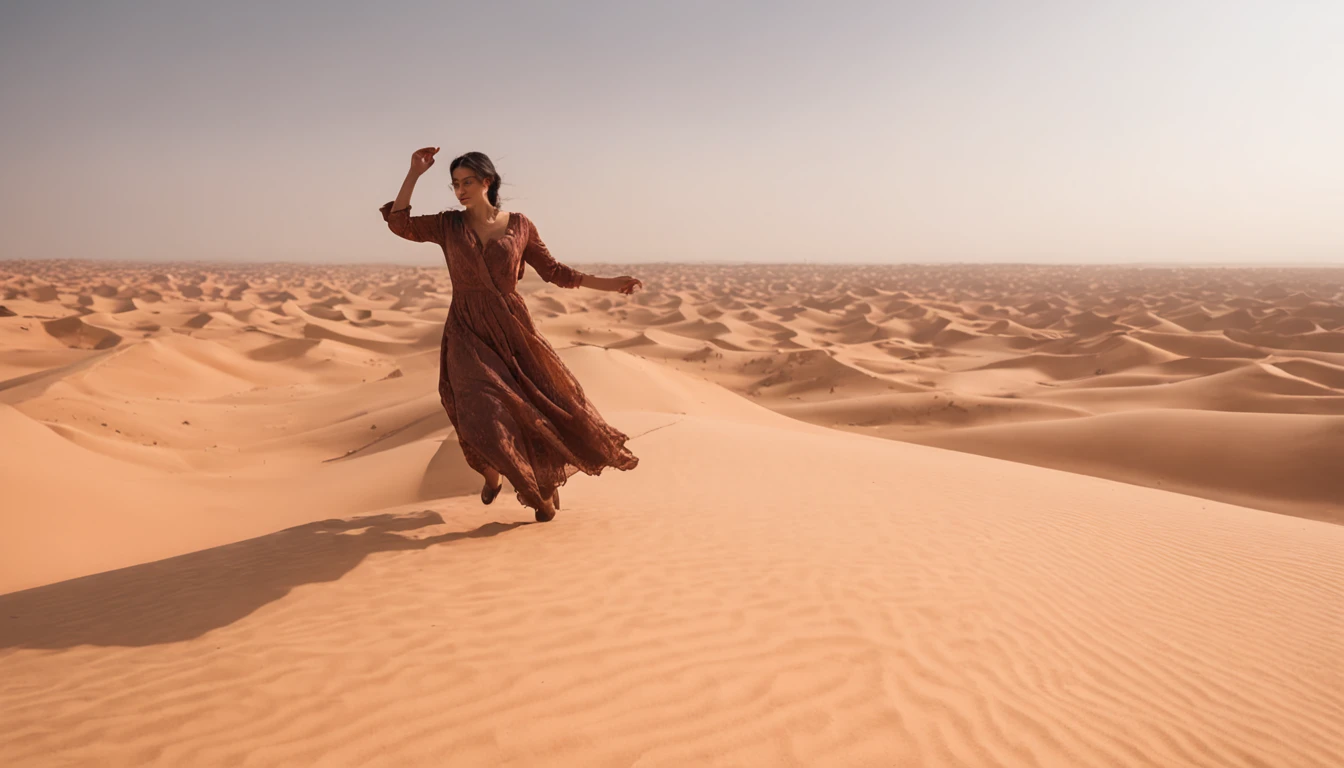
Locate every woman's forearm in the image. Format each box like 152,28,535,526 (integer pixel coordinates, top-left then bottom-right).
579,273,642,295
391,169,422,213
578,274,613,291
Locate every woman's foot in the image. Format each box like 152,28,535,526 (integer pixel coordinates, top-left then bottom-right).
535,496,557,522
481,475,504,505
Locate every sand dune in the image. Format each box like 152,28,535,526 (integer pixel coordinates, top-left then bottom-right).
907,408,1344,524
2,259,1342,766
1031,362,1344,416
776,390,1090,430
39,314,124,350
1271,357,1344,389
3,371,1341,767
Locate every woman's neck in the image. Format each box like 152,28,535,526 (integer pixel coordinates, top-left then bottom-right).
465,203,501,225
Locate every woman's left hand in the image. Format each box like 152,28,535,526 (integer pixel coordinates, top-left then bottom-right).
612,275,643,295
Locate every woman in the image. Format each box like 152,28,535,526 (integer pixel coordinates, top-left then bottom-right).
380,147,642,522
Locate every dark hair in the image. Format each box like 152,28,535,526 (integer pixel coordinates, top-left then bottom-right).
449,151,504,209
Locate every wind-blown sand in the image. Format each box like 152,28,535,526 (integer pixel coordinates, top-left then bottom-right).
2,259,1341,766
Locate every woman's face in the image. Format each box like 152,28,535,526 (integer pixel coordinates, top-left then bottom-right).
452,167,492,209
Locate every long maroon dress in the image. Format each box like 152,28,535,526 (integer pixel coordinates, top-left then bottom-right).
379,200,639,514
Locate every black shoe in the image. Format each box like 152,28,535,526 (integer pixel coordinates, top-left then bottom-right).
481,478,504,505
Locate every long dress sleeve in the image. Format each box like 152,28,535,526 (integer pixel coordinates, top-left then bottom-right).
521,215,586,289
379,201,444,245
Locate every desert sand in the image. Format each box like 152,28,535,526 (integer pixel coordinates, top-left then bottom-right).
2,259,1342,767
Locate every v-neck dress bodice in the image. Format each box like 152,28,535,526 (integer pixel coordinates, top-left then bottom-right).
379,201,638,514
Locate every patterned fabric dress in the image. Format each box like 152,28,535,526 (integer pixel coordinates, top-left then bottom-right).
379,201,639,514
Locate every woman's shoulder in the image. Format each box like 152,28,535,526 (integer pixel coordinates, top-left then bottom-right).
508,210,534,233
439,208,466,229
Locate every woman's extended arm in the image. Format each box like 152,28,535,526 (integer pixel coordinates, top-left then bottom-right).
522,216,642,294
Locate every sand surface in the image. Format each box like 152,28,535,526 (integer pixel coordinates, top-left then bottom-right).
2,260,1342,766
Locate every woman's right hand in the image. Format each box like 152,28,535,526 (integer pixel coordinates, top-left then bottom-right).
409,146,440,176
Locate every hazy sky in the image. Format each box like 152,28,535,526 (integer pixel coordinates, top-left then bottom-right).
2,0,1341,265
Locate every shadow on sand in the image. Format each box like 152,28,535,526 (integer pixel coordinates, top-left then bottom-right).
0,510,529,650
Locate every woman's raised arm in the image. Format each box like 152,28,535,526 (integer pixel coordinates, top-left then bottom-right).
379,147,444,244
